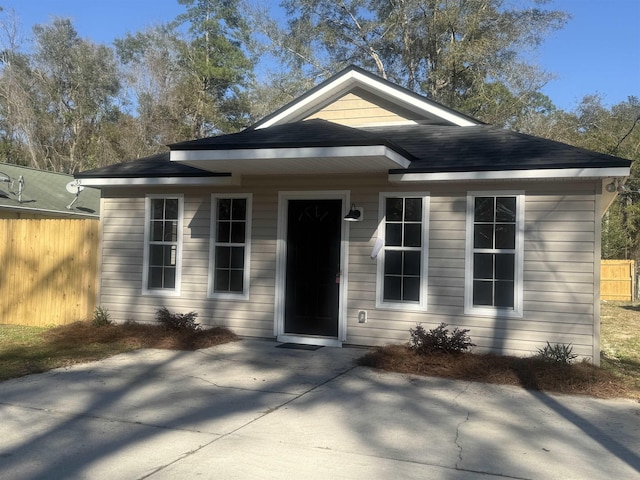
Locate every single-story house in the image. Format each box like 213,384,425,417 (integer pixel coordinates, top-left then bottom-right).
76,66,631,363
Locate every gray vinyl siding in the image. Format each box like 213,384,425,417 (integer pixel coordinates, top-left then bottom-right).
97,176,600,361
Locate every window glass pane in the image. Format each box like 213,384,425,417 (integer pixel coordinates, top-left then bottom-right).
230,247,245,269
383,276,402,301
495,224,515,249
404,224,421,247
473,253,493,280
384,250,402,275
151,221,164,242
149,267,163,288
165,199,178,220
150,245,164,265
164,220,177,241
385,223,402,246
163,267,176,288
229,270,244,292
216,246,231,268
163,245,177,267
473,280,493,306
230,222,246,243
495,254,514,280
217,221,230,243
471,195,518,310
404,198,422,221
217,198,231,221
232,198,246,220
403,251,421,276
386,197,403,221
215,269,230,291
495,281,514,307
152,199,164,219
474,197,494,222
403,277,420,302
474,224,493,249
496,197,516,222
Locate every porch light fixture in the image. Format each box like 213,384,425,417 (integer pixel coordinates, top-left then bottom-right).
344,203,363,222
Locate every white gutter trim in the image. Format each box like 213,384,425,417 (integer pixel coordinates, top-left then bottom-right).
255,70,478,129
170,145,412,169
389,167,631,182
76,176,240,187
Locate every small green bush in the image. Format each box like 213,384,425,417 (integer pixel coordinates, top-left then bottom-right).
536,341,578,365
92,306,112,327
155,307,200,331
409,322,475,355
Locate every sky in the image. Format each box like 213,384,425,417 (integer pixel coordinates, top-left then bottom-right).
3,0,639,112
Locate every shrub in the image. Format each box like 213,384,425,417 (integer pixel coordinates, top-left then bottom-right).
409,322,475,355
536,341,578,365
155,307,200,332
92,306,112,327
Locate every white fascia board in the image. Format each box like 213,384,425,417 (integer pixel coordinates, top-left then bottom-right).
389,167,631,182
352,71,478,127
171,145,412,169
76,176,240,187
256,69,478,129
255,71,360,129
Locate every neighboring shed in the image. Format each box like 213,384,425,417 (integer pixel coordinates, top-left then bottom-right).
0,163,101,326
76,66,632,363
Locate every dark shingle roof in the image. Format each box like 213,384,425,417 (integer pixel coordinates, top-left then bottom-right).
363,124,632,173
76,152,229,179
170,120,630,172
76,121,631,180
169,119,413,155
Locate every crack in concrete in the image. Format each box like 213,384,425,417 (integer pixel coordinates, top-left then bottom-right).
455,411,470,467
452,382,472,468
186,374,298,396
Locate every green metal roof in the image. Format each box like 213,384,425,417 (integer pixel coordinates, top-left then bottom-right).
0,163,100,218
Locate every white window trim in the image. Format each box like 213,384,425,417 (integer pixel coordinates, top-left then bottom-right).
376,192,430,312
464,191,524,318
208,193,253,300
142,194,184,297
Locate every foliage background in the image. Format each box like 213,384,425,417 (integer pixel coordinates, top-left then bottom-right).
0,0,637,258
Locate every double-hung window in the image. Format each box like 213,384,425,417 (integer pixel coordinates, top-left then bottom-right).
143,195,183,295
465,192,524,317
209,194,252,299
376,193,429,311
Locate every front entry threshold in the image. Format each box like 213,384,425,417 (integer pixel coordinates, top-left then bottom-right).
277,334,342,348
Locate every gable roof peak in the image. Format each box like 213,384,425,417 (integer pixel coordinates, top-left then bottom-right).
249,65,481,130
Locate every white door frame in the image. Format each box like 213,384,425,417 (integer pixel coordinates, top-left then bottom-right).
274,190,351,347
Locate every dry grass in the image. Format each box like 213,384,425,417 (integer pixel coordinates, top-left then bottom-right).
0,321,238,382
360,301,640,400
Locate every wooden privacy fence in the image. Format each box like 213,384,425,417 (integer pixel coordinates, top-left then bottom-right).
601,260,636,301
0,219,99,326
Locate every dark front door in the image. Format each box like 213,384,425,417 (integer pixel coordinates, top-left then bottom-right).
285,199,341,337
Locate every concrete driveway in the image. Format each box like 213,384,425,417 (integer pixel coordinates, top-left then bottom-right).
0,338,639,479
